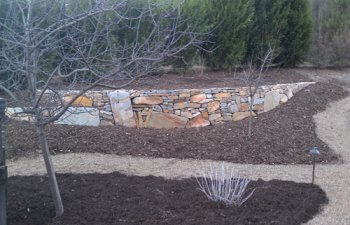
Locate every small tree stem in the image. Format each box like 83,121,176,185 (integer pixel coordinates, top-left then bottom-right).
36,125,64,217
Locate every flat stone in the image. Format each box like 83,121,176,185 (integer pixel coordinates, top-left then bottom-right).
109,91,136,128
55,107,100,126
5,107,32,122
191,94,206,103
181,111,193,118
148,112,187,129
253,104,264,111
133,96,163,105
239,103,250,112
174,102,187,110
201,111,209,120
233,111,256,121
168,95,179,100
264,90,280,112
208,101,220,113
209,113,221,121
214,93,231,98
188,103,201,108
228,103,239,113
199,99,213,104
179,92,190,98
186,114,210,128
253,98,264,105
63,95,93,107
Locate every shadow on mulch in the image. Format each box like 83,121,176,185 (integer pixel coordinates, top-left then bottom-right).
7,172,328,225
4,82,348,164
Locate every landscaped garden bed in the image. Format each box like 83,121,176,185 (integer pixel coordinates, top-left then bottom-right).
5,82,348,164
7,172,328,225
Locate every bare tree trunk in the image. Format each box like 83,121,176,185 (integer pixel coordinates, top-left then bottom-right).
248,99,253,138
36,125,64,217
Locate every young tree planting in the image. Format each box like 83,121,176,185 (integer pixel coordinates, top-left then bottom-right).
234,47,275,138
0,0,206,217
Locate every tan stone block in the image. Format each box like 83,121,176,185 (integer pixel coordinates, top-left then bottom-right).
186,114,210,128
148,112,187,129
188,103,201,108
191,94,206,103
253,104,264,111
168,95,179,100
133,96,163,105
214,93,231,98
64,95,93,107
181,111,193,118
201,111,209,120
208,101,220,113
179,92,190,98
174,102,187,110
233,111,256,121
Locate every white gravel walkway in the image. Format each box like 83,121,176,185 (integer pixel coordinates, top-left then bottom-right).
7,70,350,224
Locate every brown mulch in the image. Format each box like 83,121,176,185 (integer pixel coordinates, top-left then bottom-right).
107,68,312,90
8,172,328,225
3,82,348,164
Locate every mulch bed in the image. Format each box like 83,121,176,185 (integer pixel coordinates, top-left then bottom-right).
107,68,312,90
4,82,348,164
7,172,328,225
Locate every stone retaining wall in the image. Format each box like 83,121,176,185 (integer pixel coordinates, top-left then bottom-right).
6,82,314,128
24,81,312,128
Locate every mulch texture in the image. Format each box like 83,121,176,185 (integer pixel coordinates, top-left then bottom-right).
4,82,348,164
7,172,328,225
108,68,312,90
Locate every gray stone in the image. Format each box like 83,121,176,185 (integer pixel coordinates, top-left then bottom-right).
240,97,248,103
209,113,221,121
228,103,239,113
55,107,100,126
264,90,280,112
109,91,136,128
154,105,162,112
253,98,264,105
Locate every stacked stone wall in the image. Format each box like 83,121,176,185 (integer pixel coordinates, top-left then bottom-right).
6,82,314,128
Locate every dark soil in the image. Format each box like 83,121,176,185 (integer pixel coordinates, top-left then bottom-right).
4,82,348,164
107,68,312,90
7,172,328,225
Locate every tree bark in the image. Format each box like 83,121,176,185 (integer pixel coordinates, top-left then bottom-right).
248,96,254,138
36,125,64,217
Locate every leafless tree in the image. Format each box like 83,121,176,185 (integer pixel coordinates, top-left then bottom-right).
234,47,275,138
0,0,206,217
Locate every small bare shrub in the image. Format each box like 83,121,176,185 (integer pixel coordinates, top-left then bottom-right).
196,163,255,207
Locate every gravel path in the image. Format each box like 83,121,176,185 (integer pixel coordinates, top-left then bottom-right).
7,69,350,224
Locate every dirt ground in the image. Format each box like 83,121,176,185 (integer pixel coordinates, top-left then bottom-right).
7,172,327,225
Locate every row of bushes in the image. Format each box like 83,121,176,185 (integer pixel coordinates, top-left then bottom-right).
179,0,312,69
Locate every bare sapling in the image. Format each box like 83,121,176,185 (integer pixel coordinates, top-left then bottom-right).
234,48,275,138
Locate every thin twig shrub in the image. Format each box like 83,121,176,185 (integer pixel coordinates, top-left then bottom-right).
196,163,255,207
